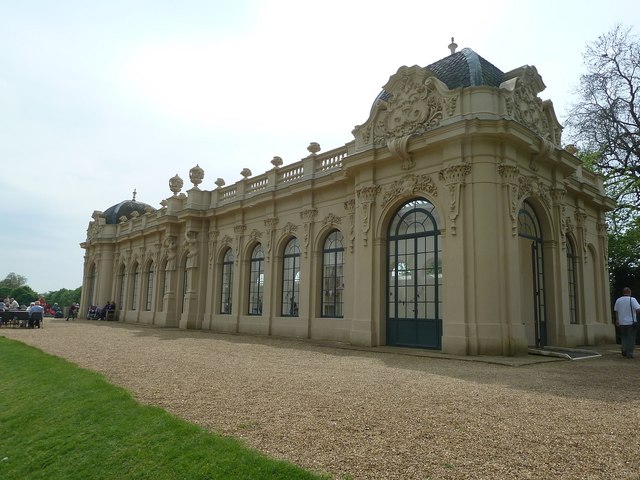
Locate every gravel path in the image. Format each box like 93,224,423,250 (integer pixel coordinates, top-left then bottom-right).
2,320,639,479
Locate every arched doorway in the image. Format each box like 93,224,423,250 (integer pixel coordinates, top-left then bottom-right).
387,199,442,348
518,200,547,347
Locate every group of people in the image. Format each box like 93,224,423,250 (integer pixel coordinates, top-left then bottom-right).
1,297,21,310
86,301,116,320
0,298,45,328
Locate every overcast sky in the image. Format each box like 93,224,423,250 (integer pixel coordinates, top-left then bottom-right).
0,0,638,294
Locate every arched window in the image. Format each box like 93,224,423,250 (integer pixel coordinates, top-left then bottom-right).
131,264,140,310
282,238,300,316
321,230,344,318
567,236,578,324
387,199,442,348
145,262,154,311
248,244,264,315
220,248,234,314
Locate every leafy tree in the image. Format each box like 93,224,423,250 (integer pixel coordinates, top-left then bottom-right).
566,24,640,229
44,287,82,309
0,272,28,290
10,285,39,307
607,216,640,297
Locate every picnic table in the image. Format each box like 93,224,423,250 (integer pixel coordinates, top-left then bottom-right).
0,310,42,328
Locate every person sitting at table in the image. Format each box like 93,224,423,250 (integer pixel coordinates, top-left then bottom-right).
28,301,45,328
9,298,19,310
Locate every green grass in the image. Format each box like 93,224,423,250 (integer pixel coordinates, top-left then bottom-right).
0,337,325,480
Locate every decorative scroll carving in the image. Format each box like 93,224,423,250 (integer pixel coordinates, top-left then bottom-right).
565,216,574,234
249,229,262,242
87,222,103,241
233,224,246,264
220,235,233,249
300,209,318,258
356,186,381,247
264,217,279,262
575,209,588,263
344,199,356,253
439,164,471,235
502,66,562,146
382,174,437,208
498,165,520,236
352,65,458,168
322,213,342,227
283,222,298,236
550,187,567,249
596,220,608,235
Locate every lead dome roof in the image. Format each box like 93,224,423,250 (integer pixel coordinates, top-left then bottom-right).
102,198,156,224
374,47,505,105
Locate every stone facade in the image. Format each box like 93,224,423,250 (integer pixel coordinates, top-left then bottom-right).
80,48,615,355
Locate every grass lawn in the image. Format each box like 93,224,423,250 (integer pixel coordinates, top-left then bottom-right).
0,337,325,479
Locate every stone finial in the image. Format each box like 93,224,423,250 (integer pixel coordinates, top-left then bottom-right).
271,156,283,168
564,144,578,155
189,164,205,188
307,142,321,155
448,37,458,55
169,174,183,196
215,177,225,188
241,168,252,178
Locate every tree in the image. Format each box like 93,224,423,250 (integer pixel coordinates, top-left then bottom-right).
607,216,640,300
566,24,640,228
0,272,28,290
44,287,82,309
10,285,39,307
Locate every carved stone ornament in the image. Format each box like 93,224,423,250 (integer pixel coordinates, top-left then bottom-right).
221,235,233,247
300,208,318,222
343,199,356,253
169,174,183,196
271,156,283,168
382,174,437,208
439,164,471,235
322,213,342,227
249,229,262,242
263,217,279,262
596,220,608,235
283,222,298,236
501,66,562,146
352,65,458,167
163,235,177,270
189,164,205,189
87,222,103,241
356,185,381,203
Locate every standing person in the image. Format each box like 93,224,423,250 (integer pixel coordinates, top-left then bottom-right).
614,287,640,359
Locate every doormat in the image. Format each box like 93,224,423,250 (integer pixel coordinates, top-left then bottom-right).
528,346,602,360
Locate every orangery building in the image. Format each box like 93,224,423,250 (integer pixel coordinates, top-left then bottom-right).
80,43,616,356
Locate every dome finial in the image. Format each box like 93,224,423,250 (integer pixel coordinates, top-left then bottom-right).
132,188,137,201
448,37,458,55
